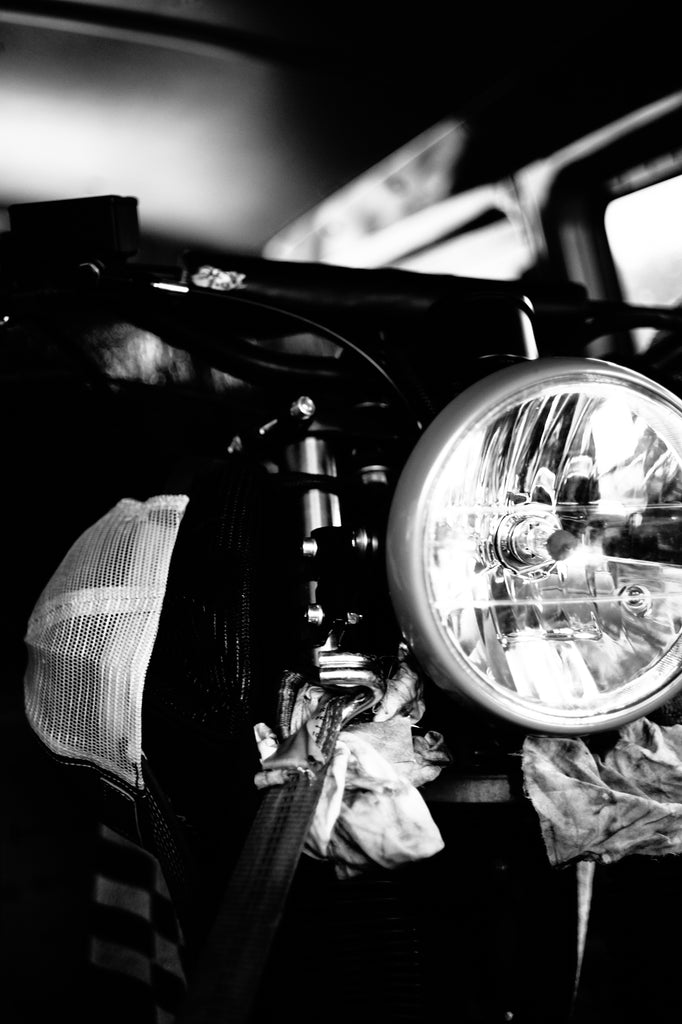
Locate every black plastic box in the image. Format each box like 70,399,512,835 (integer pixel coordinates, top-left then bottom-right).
8,195,139,261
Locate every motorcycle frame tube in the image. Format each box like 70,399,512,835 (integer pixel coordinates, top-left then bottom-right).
385,355,682,735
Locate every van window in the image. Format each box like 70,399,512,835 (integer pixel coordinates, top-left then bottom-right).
605,173,682,351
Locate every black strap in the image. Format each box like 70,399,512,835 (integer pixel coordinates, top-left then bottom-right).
174,766,330,1024
175,687,369,1023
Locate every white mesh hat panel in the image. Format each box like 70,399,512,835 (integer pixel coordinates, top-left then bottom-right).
24,495,189,790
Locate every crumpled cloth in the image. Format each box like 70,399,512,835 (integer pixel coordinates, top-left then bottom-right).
522,717,682,867
254,658,451,879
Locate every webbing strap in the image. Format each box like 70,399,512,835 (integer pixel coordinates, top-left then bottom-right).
174,688,367,1024
175,767,329,1023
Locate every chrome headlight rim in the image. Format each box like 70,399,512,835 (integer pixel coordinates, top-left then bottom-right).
386,355,682,735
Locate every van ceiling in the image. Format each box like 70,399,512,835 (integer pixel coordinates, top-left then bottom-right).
0,1,679,259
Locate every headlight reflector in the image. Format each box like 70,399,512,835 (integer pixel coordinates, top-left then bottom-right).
386,357,682,733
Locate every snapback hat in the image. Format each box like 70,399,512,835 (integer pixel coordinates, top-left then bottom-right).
24,494,189,792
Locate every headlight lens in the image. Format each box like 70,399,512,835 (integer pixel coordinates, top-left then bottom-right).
386,357,682,733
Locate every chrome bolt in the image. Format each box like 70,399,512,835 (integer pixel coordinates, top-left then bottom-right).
352,528,378,554
290,395,316,421
305,604,325,626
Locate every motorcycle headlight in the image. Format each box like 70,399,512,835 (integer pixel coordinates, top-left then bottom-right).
386,357,682,734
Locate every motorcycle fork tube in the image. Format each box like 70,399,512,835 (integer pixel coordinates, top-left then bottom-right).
284,435,342,538
284,435,341,613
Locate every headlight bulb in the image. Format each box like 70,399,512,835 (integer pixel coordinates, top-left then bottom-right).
386,357,682,734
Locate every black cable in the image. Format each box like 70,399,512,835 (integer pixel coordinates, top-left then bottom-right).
156,287,426,434
3,279,426,436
